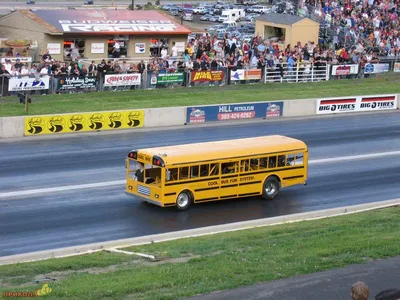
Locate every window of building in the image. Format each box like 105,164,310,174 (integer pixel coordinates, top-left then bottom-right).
63,39,85,61
107,39,128,58
150,38,169,57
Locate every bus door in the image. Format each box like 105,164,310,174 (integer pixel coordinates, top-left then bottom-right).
220,161,240,199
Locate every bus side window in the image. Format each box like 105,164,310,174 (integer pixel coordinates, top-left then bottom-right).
268,156,277,168
295,153,304,165
250,158,259,170
222,162,237,174
179,167,189,180
200,164,209,177
190,165,199,178
168,168,178,181
259,157,268,169
209,163,219,176
287,154,295,166
240,159,249,172
277,155,286,167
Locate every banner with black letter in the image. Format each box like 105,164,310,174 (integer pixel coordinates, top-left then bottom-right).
316,94,397,114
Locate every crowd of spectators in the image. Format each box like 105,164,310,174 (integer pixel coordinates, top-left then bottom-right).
300,0,400,55
0,0,399,95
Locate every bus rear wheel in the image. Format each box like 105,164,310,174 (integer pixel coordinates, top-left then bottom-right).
176,191,192,211
262,176,280,200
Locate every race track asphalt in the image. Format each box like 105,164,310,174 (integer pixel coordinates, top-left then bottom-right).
0,112,400,257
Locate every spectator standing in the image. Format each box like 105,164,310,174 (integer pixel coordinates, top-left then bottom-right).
0,64,10,96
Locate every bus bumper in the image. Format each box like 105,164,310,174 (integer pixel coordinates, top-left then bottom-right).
125,191,163,207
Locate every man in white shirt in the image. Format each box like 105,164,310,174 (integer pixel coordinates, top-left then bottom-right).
113,41,121,58
171,42,178,58
161,47,168,59
4,59,12,73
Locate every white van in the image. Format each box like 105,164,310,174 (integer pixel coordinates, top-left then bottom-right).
218,9,245,22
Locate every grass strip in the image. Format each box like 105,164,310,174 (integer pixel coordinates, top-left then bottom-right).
0,206,399,299
1,75,399,117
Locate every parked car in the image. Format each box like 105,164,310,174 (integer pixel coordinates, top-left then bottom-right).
84,0,93,4
209,16,219,22
26,0,35,4
200,14,213,21
170,9,179,16
193,7,207,14
182,13,193,21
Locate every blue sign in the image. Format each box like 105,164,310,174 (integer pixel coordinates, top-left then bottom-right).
364,63,390,74
186,102,284,124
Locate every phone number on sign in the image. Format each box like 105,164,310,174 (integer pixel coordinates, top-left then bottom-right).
218,111,256,120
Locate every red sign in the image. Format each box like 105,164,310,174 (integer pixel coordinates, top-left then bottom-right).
266,103,281,117
218,111,256,120
188,108,206,123
191,70,224,82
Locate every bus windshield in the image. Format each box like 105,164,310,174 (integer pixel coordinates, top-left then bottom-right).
128,159,162,186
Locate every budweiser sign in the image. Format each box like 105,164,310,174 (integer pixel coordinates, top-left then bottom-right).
59,20,176,33
191,70,224,82
104,74,141,86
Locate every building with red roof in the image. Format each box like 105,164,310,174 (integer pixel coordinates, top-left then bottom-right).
0,9,191,61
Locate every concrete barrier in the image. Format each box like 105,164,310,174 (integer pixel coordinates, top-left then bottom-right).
282,99,317,118
0,198,398,266
143,107,186,128
0,116,24,139
0,94,399,140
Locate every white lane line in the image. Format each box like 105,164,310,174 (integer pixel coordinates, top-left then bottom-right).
0,180,125,199
309,150,400,164
1,150,400,200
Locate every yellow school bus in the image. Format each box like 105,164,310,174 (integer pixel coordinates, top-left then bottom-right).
125,135,308,211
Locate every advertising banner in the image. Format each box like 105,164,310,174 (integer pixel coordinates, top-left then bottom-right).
364,63,390,74
58,76,97,90
155,72,184,84
316,95,397,114
191,70,224,82
394,62,400,73
230,69,262,80
186,101,283,124
1,57,32,63
331,64,359,76
8,77,50,92
24,110,144,136
104,74,141,86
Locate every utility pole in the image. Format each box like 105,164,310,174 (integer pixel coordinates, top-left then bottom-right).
131,0,134,10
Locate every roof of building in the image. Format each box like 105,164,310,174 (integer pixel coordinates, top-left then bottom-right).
135,135,307,166
255,13,313,25
9,9,191,35
19,10,62,34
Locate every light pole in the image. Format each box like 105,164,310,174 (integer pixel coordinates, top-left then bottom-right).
131,0,134,10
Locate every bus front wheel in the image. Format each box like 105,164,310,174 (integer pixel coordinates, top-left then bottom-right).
262,176,280,200
176,191,193,211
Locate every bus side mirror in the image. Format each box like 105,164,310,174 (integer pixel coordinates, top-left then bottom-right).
125,158,128,169
166,170,171,181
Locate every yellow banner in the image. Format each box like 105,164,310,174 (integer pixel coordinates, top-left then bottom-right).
24,110,144,135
